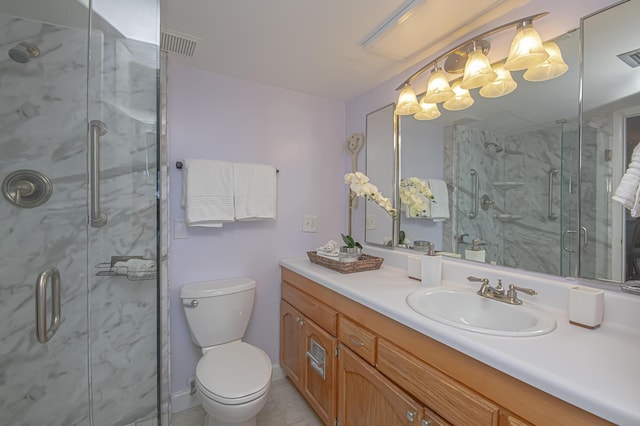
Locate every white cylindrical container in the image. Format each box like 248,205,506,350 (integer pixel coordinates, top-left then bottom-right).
568,286,604,329
465,249,486,262
420,254,441,287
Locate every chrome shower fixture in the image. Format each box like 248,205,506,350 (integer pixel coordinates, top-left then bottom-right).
484,142,503,153
9,42,40,63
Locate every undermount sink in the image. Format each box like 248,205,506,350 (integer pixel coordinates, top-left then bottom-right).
406,288,556,337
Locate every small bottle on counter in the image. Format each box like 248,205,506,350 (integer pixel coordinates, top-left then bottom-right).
420,242,442,288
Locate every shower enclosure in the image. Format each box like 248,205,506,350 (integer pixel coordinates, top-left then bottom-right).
0,1,162,425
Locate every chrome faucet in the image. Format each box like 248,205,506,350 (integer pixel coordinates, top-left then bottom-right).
467,276,537,305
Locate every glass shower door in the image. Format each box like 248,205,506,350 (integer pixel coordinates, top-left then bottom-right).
0,15,92,426
0,1,161,425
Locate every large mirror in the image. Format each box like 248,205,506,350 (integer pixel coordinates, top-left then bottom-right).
366,0,640,284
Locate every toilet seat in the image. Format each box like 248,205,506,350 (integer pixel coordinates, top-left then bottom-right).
196,341,272,405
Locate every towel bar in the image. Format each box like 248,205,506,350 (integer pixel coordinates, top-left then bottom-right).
176,161,279,173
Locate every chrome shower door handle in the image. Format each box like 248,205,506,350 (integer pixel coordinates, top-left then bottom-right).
90,120,108,227
35,267,61,344
469,169,479,219
547,168,559,221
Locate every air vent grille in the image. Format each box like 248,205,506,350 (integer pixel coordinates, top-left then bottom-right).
617,48,640,68
160,30,199,57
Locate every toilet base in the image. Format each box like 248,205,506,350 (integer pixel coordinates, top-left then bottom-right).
204,413,256,426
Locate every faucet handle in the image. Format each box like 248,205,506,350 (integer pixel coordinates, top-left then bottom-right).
507,284,537,304
467,276,488,284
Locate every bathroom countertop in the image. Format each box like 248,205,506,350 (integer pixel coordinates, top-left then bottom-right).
279,256,640,425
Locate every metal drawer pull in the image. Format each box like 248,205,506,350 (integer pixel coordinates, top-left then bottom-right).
35,267,61,344
421,420,431,426
348,335,365,347
406,410,416,422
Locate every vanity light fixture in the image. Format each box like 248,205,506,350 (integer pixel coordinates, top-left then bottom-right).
394,83,421,115
394,12,563,119
503,19,549,71
523,41,569,82
460,41,497,90
415,97,441,120
424,65,454,103
443,81,474,111
479,62,517,98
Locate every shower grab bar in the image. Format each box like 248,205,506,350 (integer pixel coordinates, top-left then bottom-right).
469,169,479,219
36,267,61,344
547,168,559,221
90,120,108,227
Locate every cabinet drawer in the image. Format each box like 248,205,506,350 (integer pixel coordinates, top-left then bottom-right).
282,281,337,335
338,316,377,365
378,339,499,426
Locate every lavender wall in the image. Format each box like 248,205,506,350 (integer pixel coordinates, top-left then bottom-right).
167,62,346,396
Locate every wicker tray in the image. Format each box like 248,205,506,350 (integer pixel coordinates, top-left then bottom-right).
307,251,384,274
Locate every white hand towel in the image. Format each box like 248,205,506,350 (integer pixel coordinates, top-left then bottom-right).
233,162,277,220
427,179,450,221
183,158,235,227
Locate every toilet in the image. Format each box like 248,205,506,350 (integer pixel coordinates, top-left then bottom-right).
181,277,272,426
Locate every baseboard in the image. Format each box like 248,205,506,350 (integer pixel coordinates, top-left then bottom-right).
172,363,287,414
171,388,200,414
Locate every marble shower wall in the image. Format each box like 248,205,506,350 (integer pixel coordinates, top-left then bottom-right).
449,124,568,275
0,15,159,426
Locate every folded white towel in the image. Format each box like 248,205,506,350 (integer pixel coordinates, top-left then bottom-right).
427,179,450,222
112,259,157,280
183,159,235,227
233,162,277,221
318,240,338,253
316,250,339,259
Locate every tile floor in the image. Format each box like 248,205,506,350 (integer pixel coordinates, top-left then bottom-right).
172,378,323,426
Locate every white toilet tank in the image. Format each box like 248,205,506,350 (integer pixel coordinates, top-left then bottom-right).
181,277,256,349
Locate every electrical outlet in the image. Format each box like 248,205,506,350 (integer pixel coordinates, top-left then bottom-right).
366,215,376,230
302,215,318,233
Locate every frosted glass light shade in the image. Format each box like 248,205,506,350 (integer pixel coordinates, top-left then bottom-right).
479,63,518,98
460,50,497,90
414,96,441,120
395,84,421,115
504,23,549,71
443,82,474,111
523,41,569,82
424,68,454,103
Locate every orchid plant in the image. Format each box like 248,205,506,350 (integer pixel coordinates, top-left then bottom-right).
345,172,396,217
344,171,396,238
399,177,436,218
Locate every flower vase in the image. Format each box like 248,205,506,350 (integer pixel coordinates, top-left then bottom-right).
339,246,362,263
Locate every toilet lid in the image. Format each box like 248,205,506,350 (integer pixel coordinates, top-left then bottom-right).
196,341,272,404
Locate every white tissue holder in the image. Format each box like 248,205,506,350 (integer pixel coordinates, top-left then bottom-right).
568,286,604,329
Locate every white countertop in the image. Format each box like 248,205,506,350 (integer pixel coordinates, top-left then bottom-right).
280,254,640,425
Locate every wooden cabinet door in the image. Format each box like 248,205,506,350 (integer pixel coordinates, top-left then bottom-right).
302,317,337,426
280,300,304,390
338,345,423,426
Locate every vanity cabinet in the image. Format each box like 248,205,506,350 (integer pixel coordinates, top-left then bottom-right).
338,344,423,425
280,284,337,426
280,267,612,426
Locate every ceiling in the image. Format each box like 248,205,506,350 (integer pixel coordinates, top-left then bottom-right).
160,0,624,103
160,0,542,102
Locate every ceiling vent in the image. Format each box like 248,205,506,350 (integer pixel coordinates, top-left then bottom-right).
617,48,640,68
160,30,200,57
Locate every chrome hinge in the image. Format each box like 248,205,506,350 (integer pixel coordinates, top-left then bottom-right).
335,346,340,357
334,417,339,426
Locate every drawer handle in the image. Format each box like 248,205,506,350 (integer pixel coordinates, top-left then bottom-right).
406,410,416,422
421,420,431,426
349,335,365,347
